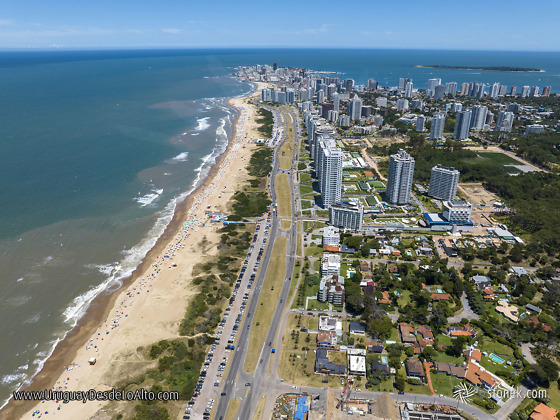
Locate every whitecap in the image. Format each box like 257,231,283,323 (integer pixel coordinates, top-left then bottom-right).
0,373,26,386
134,189,164,207
194,117,210,131
167,152,189,163
63,198,176,325
16,277,24,282
23,314,41,324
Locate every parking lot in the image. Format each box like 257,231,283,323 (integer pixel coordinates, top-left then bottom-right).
183,213,272,420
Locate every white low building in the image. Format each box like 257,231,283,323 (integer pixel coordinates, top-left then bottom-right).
319,316,343,336
322,226,340,247
321,254,341,279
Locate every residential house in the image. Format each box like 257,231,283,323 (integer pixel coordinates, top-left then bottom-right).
530,403,558,420
347,348,367,376
417,326,434,342
405,359,425,380
433,362,467,378
526,304,542,314
527,316,552,332
323,244,340,252
431,292,451,301
417,247,433,256
371,360,391,375
482,287,496,300
496,301,519,322
378,290,391,305
388,264,398,274
444,324,478,338
473,275,492,290
315,348,346,375
319,316,343,336
399,323,416,345
368,342,384,353
511,266,528,277
465,347,482,363
465,361,501,391
349,321,366,334
317,331,337,349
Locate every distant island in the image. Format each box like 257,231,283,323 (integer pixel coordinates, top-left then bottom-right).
413,65,544,72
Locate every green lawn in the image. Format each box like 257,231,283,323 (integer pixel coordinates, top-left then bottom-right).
397,290,412,307
299,173,312,183
300,200,312,210
275,173,292,218
313,259,321,272
431,372,462,397
476,152,520,165
302,221,314,231
307,299,329,310
299,185,314,195
304,245,323,257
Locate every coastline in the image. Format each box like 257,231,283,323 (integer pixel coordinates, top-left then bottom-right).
1,81,262,420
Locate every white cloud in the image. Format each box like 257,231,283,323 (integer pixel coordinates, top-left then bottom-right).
304,24,337,35
162,28,182,34
0,18,13,26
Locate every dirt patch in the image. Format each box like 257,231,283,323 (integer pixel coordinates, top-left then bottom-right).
457,183,500,207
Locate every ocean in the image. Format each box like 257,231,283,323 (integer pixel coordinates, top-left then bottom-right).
0,48,558,409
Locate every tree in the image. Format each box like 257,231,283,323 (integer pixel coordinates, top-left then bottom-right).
534,358,560,385
446,337,465,358
394,376,405,392
422,347,436,362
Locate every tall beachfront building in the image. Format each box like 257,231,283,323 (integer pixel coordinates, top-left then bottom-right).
495,111,514,132
317,138,343,208
348,95,362,121
329,202,364,231
416,115,425,132
386,149,415,205
428,164,460,201
445,82,457,96
489,82,501,98
404,81,413,98
426,78,441,97
454,109,472,140
470,105,488,131
429,113,445,140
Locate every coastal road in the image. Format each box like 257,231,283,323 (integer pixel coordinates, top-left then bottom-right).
234,105,301,420
214,104,299,420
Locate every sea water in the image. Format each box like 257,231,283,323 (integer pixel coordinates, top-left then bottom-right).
0,48,558,409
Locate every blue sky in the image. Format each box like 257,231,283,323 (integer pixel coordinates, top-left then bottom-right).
0,0,558,50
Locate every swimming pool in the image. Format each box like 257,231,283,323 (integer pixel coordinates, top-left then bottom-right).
381,356,388,364
489,353,505,364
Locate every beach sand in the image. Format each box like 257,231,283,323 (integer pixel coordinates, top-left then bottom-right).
3,83,269,420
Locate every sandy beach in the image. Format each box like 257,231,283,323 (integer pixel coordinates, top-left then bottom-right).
3,82,269,420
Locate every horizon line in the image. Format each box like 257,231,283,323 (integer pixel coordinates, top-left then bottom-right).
0,46,559,53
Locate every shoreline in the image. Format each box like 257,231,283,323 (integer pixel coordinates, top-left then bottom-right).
0,81,258,420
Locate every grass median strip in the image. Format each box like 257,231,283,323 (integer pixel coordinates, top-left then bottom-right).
281,219,291,230
252,396,266,420
225,398,241,420
275,173,292,217
243,236,287,373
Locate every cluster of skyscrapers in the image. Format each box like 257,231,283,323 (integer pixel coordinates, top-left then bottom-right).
385,150,460,206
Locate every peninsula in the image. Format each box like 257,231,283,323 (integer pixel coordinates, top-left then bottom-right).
413,64,544,72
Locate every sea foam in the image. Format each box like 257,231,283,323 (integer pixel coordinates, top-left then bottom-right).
194,117,210,131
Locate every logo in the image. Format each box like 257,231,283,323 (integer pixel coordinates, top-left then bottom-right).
453,383,477,404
